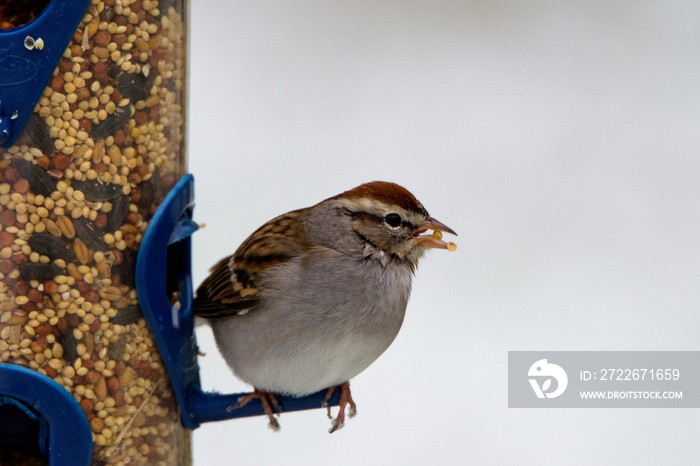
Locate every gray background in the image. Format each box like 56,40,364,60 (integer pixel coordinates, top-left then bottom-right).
189,1,700,465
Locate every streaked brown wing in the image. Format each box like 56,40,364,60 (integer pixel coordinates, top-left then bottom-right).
194,209,311,319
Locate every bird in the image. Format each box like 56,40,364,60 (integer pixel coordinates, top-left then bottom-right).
194,181,456,433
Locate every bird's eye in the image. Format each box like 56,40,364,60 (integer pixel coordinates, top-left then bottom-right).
384,213,402,228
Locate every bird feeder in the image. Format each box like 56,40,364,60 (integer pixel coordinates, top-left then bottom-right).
0,1,338,464
0,0,190,463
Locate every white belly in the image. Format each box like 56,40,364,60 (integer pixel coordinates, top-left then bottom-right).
211,254,413,396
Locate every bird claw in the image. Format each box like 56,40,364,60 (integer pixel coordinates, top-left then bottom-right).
322,382,357,434
328,418,344,434
267,417,281,432
226,393,252,412
226,389,282,430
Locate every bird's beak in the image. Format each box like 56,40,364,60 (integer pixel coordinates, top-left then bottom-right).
414,217,457,250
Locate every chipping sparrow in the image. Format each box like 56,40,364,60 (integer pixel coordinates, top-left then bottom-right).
194,181,456,432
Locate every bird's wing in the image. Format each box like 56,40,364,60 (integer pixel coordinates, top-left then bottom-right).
194,209,311,319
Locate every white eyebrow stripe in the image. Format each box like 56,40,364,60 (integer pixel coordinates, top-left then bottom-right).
335,198,426,226
336,197,404,215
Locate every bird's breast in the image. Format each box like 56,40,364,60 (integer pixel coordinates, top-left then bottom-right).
213,251,415,395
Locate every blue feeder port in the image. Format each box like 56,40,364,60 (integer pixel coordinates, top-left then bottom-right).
0,0,91,148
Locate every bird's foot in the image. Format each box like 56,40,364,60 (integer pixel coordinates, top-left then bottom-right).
227,388,282,431
322,381,357,434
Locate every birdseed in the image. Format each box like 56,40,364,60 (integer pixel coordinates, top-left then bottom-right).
0,0,191,464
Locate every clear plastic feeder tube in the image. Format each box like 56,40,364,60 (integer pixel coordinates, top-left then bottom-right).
0,0,190,463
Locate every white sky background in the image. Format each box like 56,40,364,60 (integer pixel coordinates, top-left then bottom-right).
189,1,700,464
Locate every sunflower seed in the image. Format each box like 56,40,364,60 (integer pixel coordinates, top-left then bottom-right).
22,113,54,156
137,166,160,210
91,106,132,140
72,179,123,202
14,159,56,197
27,233,76,262
19,263,64,281
116,72,150,102
104,195,130,232
73,217,108,251
106,334,127,359
112,249,136,286
60,329,78,364
109,304,143,326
